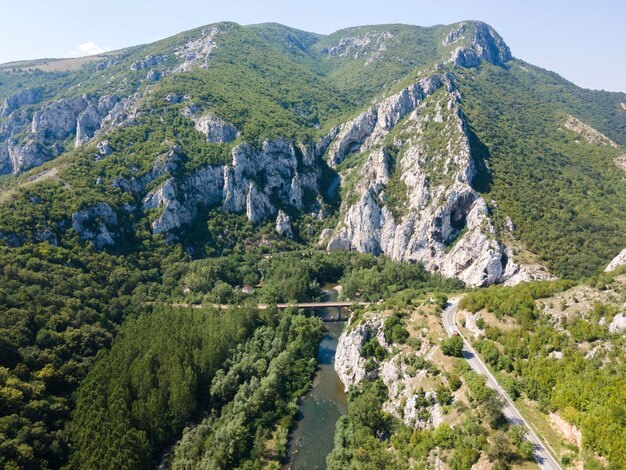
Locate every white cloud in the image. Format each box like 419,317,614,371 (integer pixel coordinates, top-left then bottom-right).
75,41,109,56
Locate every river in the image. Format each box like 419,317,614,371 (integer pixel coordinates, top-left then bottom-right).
283,287,348,470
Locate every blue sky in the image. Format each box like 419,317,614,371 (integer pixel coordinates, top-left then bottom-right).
1,0,624,92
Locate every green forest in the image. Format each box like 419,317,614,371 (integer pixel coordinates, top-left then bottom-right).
0,16,625,470
460,269,626,468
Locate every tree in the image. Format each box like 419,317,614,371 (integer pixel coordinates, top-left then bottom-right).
441,336,464,357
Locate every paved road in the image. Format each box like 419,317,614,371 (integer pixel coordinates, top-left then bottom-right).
442,298,562,470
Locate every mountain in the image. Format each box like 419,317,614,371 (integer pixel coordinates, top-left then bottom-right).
1,21,624,284
0,20,625,469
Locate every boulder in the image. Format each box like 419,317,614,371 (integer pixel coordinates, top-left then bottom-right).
97,140,112,156
146,69,161,82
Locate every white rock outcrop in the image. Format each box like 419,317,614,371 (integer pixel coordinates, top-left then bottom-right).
0,94,122,175
609,314,626,333
335,318,385,390
71,202,118,248
275,210,293,238
564,115,619,148
324,74,549,287
605,248,626,272
446,21,512,68
335,314,441,429
140,138,322,234
193,113,238,143
2,88,43,116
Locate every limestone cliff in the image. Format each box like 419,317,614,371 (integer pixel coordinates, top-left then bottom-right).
335,313,443,429
322,74,551,287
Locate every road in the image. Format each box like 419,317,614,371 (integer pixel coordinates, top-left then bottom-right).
442,298,562,470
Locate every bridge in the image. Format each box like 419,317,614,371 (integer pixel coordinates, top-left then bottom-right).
170,301,370,320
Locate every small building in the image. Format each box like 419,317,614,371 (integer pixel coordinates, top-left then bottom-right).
242,285,254,295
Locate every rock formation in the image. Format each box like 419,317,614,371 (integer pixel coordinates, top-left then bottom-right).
323,74,549,287
445,21,512,68
71,202,118,248
137,137,322,234
193,112,239,143
0,94,121,174
2,88,43,117
605,248,626,272
335,313,442,429
275,210,293,238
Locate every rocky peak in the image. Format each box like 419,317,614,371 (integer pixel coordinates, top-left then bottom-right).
445,21,512,68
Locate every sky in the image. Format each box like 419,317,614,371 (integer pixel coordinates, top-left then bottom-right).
1,0,624,92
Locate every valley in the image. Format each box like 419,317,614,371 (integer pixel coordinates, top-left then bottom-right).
0,17,624,470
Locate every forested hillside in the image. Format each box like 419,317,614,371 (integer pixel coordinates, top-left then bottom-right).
459,269,626,468
0,17,624,470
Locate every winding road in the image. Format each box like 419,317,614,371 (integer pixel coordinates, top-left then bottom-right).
442,298,562,470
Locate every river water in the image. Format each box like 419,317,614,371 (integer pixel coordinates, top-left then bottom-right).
283,288,348,470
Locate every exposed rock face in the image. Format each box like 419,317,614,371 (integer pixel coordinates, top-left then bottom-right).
71,202,118,248
464,312,485,338
442,24,466,46
446,21,512,68
130,55,166,71
335,317,385,390
75,96,121,146
451,47,481,68
323,31,394,64
97,140,112,156
564,115,619,148
143,166,224,234
505,216,515,232
275,210,293,238
605,248,626,272
146,69,161,82
2,88,43,116
503,262,556,286
325,75,443,167
0,92,126,175
174,26,223,72
193,113,238,143
323,75,546,287
32,96,87,140
549,413,583,447
140,138,322,234
470,21,512,64
0,139,52,174
335,313,441,429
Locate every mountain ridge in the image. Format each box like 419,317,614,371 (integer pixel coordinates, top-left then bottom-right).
0,18,625,470
0,19,624,283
